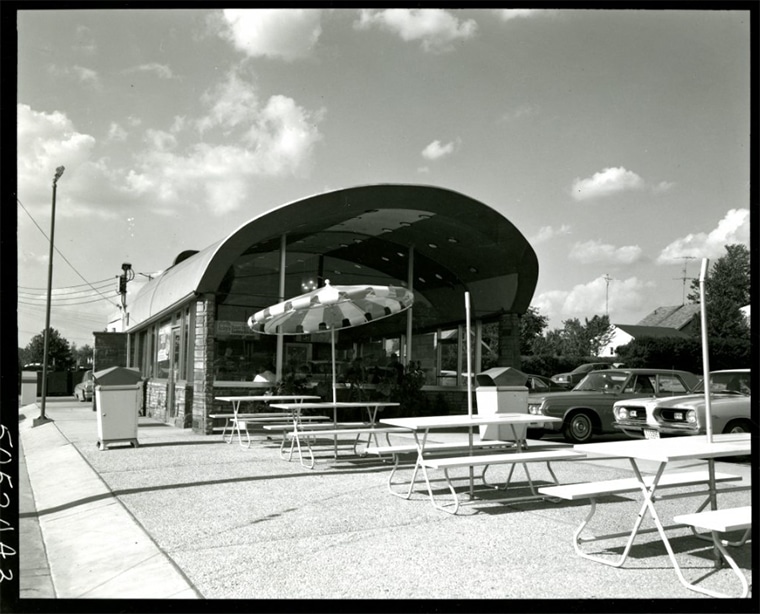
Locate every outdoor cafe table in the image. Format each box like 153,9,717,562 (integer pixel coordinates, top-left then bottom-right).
215,395,320,448
572,433,751,598
269,401,400,466
379,413,562,510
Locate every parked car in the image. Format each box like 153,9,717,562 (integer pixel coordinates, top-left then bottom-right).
612,369,751,438
525,374,568,393
550,362,612,388
73,370,94,402
527,368,698,443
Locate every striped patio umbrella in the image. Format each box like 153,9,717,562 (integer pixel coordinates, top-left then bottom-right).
248,281,414,402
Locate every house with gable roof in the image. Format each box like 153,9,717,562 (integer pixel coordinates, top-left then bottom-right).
598,304,701,357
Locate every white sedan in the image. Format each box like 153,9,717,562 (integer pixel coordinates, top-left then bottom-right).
612,369,751,438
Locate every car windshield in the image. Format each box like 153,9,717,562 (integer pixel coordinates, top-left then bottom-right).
574,372,629,392
693,372,751,395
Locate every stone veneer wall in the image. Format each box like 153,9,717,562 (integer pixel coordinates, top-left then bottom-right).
192,294,216,434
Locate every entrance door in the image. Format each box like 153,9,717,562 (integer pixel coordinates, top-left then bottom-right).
167,327,181,418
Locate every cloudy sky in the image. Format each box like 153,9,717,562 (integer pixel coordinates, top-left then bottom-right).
16,7,751,348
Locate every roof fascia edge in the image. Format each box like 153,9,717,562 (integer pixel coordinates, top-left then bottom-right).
127,292,198,332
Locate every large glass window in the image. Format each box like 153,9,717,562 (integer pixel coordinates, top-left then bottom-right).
156,319,172,379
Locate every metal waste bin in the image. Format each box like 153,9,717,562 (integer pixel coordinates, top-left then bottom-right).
475,367,529,440
21,371,38,405
93,367,142,450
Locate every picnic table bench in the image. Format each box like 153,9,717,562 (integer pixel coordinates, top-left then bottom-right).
365,438,569,500
671,506,752,598
420,448,588,514
279,424,409,456
537,470,744,568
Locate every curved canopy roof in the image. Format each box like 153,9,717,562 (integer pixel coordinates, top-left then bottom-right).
128,184,538,333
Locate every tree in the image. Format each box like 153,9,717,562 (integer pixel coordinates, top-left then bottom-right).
70,343,94,368
585,314,613,356
687,244,750,339
559,318,589,357
24,328,75,371
519,306,549,355
531,314,612,358
530,329,565,357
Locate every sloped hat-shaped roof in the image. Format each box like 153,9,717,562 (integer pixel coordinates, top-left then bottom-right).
129,184,538,331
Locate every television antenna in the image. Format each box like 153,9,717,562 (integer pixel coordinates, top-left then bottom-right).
603,273,616,316
673,256,696,304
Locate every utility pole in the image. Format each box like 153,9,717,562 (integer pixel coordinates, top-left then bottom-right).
673,256,696,305
36,166,65,427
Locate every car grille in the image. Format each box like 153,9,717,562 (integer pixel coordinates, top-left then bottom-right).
619,405,647,423
658,408,688,424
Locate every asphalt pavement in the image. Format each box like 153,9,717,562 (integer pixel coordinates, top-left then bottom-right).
9,398,757,611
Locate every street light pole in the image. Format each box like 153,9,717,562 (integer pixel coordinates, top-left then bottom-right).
35,166,65,427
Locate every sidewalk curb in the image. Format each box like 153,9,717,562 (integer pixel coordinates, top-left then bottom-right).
19,409,199,599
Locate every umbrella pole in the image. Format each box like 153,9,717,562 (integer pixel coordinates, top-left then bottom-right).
698,258,713,444
331,327,337,405
465,291,474,498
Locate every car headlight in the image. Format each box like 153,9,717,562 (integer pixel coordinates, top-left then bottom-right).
686,409,697,424
527,403,543,415
616,407,628,420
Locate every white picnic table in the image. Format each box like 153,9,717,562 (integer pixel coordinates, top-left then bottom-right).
215,395,320,448
568,433,751,598
379,413,567,512
269,401,400,468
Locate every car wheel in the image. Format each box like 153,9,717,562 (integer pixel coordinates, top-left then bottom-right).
562,411,594,444
722,419,752,434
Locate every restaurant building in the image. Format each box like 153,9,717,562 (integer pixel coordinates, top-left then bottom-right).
119,184,538,433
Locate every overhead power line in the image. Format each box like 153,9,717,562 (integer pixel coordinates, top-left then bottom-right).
18,277,115,291
17,197,121,309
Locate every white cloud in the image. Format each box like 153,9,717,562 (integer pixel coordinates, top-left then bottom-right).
421,139,457,160
74,25,97,56
197,71,261,133
657,208,750,264
493,9,543,22
17,104,96,199
533,276,654,327
17,104,130,217
569,239,643,264
498,104,536,123
529,224,571,244
72,65,100,89
107,122,128,142
571,166,645,201
653,180,675,194
126,72,323,215
219,9,323,61
18,64,324,221
355,9,477,53
125,63,175,79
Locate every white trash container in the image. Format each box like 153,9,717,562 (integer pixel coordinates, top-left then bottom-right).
95,384,141,450
21,370,38,405
475,367,529,441
93,367,142,450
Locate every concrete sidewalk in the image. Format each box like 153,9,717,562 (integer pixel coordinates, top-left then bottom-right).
13,399,756,606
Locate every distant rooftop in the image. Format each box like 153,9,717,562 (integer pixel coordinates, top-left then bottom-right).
613,324,691,339
636,304,700,330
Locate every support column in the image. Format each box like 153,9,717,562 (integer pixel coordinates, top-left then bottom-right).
193,294,216,434
497,313,522,369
